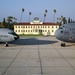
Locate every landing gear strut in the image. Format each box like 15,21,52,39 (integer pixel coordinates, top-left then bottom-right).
4,42,9,47
61,43,66,47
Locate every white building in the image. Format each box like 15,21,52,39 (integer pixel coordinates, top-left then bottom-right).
14,17,59,36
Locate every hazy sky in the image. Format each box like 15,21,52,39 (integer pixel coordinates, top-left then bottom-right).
0,0,75,22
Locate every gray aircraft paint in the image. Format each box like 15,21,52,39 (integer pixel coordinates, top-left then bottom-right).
0,28,19,42
55,23,75,43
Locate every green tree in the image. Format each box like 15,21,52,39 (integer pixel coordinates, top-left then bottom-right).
7,16,17,29
44,13,46,22
29,12,32,22
7,16,13,28
72,20,75,23
45,10,48,13
68,17,71,23
13,17,17,21
57,16,67,26
20,8,24,22
44,10,48,22
53,9,56,23
57,17,62,26
62,17,67,24
2,18,6,28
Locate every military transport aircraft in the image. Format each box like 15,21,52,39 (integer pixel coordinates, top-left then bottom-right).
0,28,19,47
55,23,75,47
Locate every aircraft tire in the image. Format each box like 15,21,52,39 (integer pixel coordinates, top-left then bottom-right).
4,43,9,47
61,43,66,47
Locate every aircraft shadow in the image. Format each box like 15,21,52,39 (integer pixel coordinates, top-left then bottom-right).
10,38,58,45
65,44,75,47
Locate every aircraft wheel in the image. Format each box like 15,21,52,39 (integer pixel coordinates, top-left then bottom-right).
61,43,66,47
4,43,9,47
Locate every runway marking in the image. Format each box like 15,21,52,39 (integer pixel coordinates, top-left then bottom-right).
0,48,5,53
51,43,75,71
37,38,43,75
2,46,24,75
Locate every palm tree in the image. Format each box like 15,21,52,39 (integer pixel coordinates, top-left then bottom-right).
20,8,24,22
45,10,48,13
62,17,67,24
2,18,6,28
43,10,48,22
61,16,64,24
29,12,32,22
44,10,48,22
7,16,13,28
44,13,46,22
53,9,56,23
13,17,17,20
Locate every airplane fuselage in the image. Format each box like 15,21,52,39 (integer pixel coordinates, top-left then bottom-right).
55,23,75,43
0,28,19,43
0,33,14,42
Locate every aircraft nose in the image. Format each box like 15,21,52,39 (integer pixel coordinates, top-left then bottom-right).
14,35,19,40
55,30,58,38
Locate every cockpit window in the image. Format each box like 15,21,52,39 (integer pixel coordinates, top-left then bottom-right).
59,26,67,30
59,27,63,29
8,32,17,36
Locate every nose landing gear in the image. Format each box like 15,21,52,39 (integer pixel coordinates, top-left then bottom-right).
61,43,66,47
4,42,9,47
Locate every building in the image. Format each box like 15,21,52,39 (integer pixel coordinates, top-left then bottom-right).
14,17,59,36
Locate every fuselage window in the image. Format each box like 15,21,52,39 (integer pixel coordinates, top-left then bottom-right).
59,26,67,30
59,27,63,29
61,31,63,33
0,35,8,37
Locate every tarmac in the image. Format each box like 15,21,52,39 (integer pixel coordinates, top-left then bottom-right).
0,36,75,75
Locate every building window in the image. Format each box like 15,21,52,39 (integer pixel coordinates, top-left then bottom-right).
26,30,27,32
33,26,35,28
45,30,47,32
15,26,17,28
18,26,20,28
35,30,37,32
41,26,42,28
16,30,17,32
28,30,30,32
18,30,20,32
48,30,50,32
48,26,50,28
52,30,54,32
26,26,27,28
28,26,29,28
52,26,54,28
43,26,44,28
43,30,44,32
38,26,39,28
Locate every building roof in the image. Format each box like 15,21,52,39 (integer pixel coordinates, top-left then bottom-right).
14,22,59,26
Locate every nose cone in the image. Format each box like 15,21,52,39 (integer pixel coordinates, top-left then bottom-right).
14,35,19,40
55,30,58,39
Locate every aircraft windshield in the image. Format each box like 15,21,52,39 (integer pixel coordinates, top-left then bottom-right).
59,26,67,30
8,32,17,36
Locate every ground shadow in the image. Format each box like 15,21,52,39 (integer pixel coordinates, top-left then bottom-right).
10,38,58,45
65,43,75,47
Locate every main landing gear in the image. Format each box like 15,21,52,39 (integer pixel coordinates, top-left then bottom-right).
4,42,9,47
61,43,66,47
